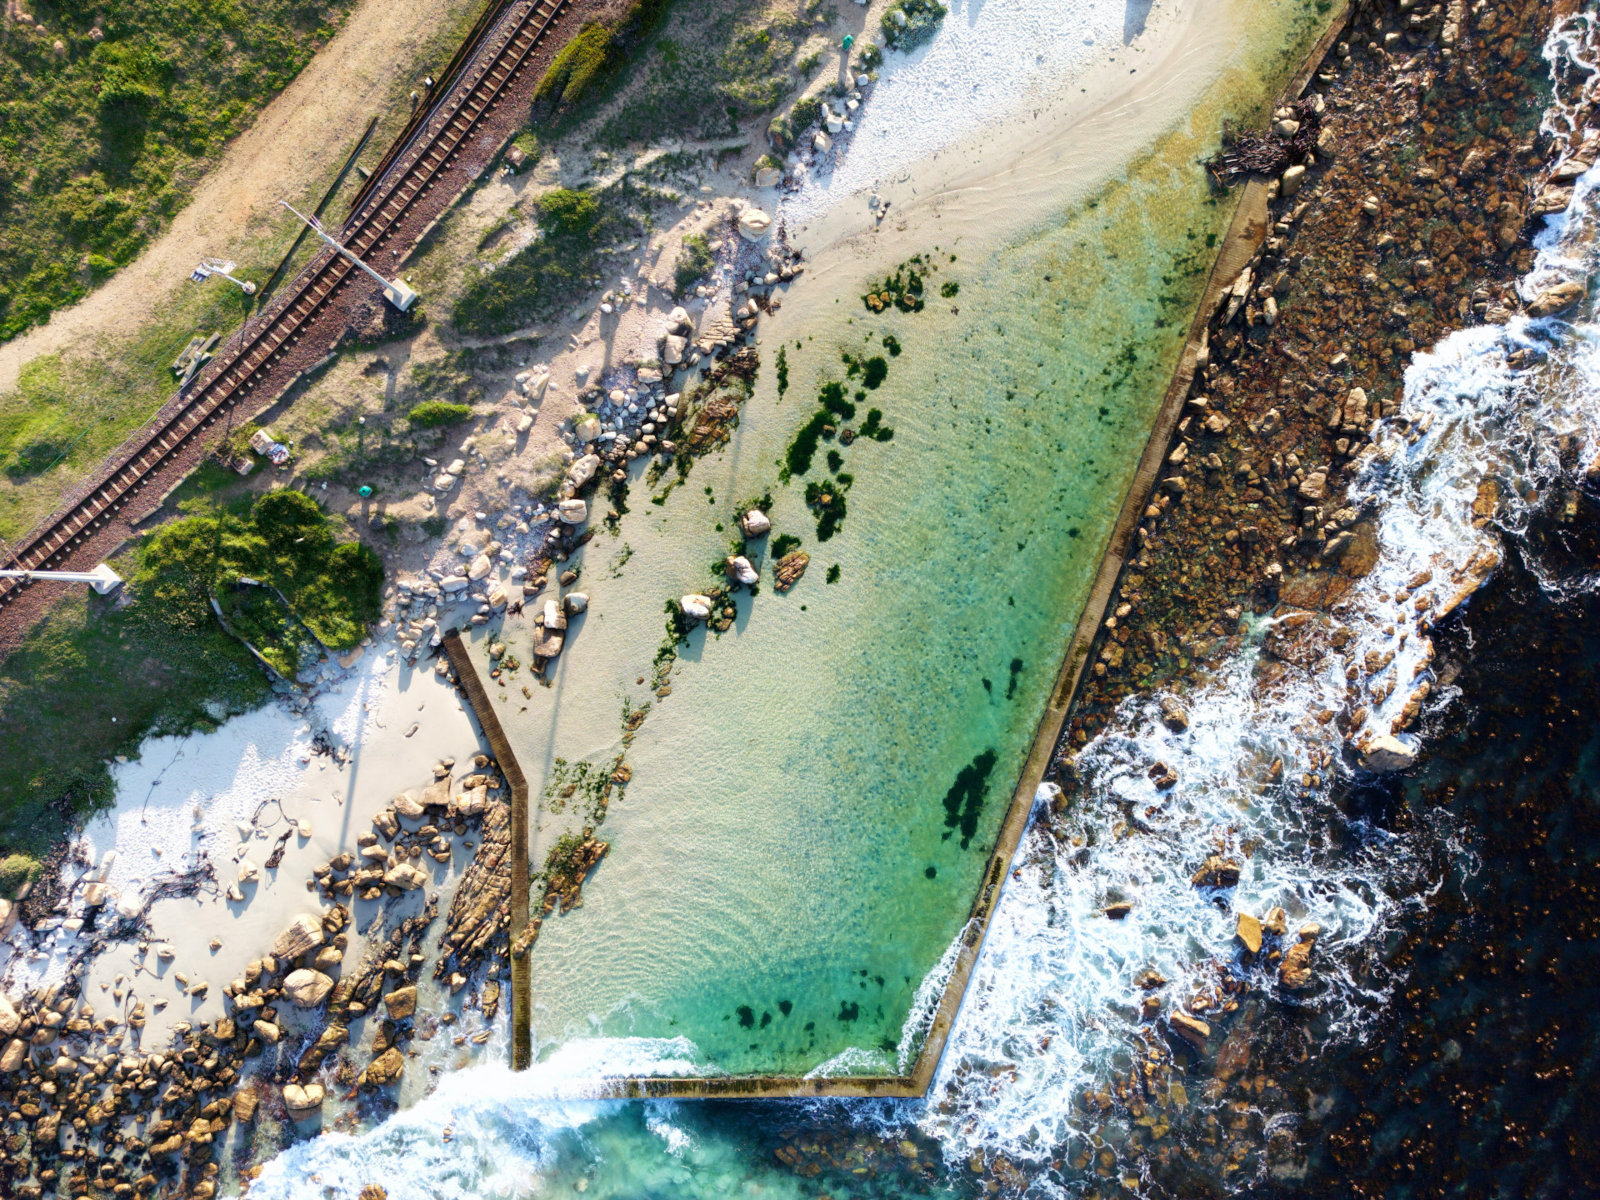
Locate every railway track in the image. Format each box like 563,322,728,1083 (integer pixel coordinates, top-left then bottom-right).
0,0,571,614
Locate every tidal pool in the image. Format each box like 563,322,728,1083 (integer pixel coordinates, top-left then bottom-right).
464,0,1332,1079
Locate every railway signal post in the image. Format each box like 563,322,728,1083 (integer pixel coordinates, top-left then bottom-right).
278,200,419,312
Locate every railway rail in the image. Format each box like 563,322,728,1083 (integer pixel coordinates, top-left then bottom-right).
0,0,571,616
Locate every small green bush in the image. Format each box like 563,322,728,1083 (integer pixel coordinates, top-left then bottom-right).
881,0,948,51
791,95,823,134
407,400,473,429
535,22,616,112
674,233,715,297
0,853,41,898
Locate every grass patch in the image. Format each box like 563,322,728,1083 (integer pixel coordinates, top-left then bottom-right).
407,399,474,428
0,577,269,858
673,231,715,297
452,182,648,336
592,1,829,148
0,0,358,342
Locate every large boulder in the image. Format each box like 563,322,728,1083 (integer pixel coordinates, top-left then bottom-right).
1235,912,1263,954
1168,1010,1211,1049
1527,280,1586,318
0,991,18,1039
271,914,325,962
282,969,335,1008
1191,855,1241,889
382,985,417,1020
567,454,601,490
737,207,773,241
282,1082,325,1118
393,790,427,819
739,509,771,538
1360,734,1417,773
680,594,714,621
0,1038,25,1073
557,498,588,525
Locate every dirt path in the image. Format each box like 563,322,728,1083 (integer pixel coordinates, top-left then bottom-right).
0,0,481,394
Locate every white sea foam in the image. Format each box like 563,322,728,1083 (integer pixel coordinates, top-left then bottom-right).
782,0,1133,225
238,1037,707,1200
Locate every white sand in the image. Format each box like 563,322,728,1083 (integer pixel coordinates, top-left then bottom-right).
2,648,485,1041
783,0,1246,265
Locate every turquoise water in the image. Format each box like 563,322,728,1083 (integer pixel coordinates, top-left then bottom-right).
469,81,1294,1075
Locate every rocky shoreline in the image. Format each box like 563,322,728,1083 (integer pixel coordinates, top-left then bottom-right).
939,0,1598,1191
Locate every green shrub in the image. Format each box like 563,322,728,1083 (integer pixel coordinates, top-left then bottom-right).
135,489,383,672
407,400,473,429
535,22,616,112
790,95,823,135
673,233,715,297
881,0,948,51
0,853,41,898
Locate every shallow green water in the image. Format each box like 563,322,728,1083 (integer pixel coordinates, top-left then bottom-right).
465,2,1329,1077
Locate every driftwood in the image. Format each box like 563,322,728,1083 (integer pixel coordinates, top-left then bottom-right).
1205,98,1323,186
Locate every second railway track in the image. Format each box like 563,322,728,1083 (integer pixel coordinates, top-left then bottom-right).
0,0,575,621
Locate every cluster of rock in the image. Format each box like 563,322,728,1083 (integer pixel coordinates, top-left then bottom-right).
308,756,504,902
1065,0,1576,777
433,778,515,981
